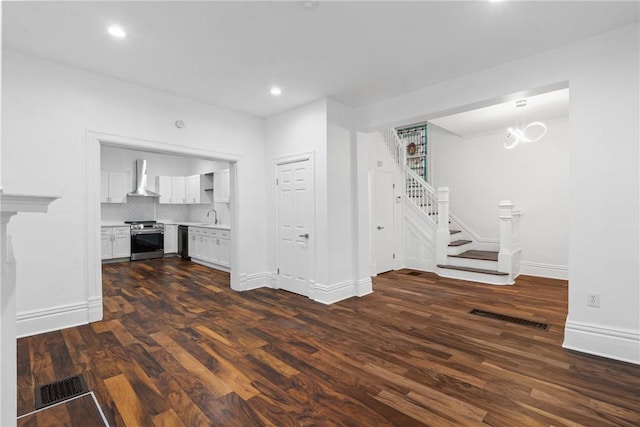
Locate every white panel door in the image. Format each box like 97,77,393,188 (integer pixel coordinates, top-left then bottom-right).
276,159,313,297
374,171,395,274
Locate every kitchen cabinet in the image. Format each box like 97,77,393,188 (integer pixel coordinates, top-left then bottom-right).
214,169,230,203
101,226,130,260
157,174,213,204
188,226,230,270
171,176,186,204
101,172,129,203
164,224,177,254
156,176,172,204
185,174,213,204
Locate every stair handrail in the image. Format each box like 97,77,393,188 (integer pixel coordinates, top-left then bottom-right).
403,165,439,223
379,128,406,170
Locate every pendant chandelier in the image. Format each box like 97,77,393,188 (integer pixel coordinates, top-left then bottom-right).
505,99,547,149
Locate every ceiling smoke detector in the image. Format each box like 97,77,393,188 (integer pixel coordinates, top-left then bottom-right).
299,1,319,10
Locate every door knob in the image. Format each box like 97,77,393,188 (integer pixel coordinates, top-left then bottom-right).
299,233,309,239
377,226,385,230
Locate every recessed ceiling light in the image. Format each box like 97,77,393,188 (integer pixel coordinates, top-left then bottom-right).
270,87,282,96
107,25,127,38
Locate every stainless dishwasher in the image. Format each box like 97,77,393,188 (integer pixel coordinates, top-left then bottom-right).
178,225,190,260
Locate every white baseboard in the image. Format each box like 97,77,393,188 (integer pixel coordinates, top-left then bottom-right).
17,301,90,338
238,272,274,291
563,320,640,365
520,261,568,280
313,277,373,305
88,296,103,322
356,277,373,297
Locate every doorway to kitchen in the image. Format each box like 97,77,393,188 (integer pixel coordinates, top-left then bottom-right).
85,131,242,324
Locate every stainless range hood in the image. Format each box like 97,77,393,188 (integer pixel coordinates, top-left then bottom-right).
127,159,161,197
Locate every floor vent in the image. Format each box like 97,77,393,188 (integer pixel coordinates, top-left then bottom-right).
35,374,89,409
406,271,423,276
469,309,549,330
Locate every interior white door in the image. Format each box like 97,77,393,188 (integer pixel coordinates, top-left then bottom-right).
374,170,395,274
276,159,313,297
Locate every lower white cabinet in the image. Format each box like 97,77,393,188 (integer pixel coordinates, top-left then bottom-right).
164,224,177,254
101,226,131,260
188,226,230,270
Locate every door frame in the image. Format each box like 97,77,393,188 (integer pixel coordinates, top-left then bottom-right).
85,130,242,323
273,152,315,295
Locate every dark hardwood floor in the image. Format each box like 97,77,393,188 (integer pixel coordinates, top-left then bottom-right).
17,258,640,426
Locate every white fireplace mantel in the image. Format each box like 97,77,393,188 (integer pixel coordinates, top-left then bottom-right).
1,191,59,427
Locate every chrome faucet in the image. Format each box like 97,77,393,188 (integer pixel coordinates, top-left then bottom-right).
206,208,219,224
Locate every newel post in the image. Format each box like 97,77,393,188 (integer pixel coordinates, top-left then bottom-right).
436,187,450,265
497,200,522,283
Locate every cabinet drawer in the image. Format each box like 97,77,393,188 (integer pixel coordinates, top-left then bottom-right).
113,227,130,236
101,228,112,237
190,227,204,236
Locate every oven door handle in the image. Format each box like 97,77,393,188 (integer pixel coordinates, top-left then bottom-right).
131,229,165,235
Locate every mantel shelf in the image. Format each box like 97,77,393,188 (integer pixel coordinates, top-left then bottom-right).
1,191,60,214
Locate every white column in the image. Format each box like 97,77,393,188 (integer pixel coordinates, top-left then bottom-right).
1,192,59,427
436,187,450,265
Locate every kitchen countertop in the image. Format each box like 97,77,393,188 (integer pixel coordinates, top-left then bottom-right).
101,221,128,227
101,221,230,230
156,220,231,230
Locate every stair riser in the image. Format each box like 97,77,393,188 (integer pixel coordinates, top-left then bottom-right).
447,244,472,256
447,257,498,270
437,268,513,286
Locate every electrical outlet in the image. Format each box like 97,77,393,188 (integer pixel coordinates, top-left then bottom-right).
587,292,601,308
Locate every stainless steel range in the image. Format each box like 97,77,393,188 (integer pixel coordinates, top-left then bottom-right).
126,220,164,261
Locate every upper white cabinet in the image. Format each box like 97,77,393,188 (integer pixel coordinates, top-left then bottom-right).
171,176,186,204
156,176,172,204
214,169,230,203
157,174,213,205
101,172,129,203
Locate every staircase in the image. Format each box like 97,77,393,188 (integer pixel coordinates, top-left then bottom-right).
379,128,521,285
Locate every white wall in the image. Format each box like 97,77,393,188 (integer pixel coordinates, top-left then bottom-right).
356,23,640,364
326,99,356,286
265,98,370,303
264,98,328,291
431,118,570,279
365,132,406,272
2,50,267,335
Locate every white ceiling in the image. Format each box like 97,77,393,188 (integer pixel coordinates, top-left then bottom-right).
3,1,638,118
430,88,570,138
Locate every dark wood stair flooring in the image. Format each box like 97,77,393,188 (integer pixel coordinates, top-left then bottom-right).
450,250,498,261
449,229,461,235
437,264,509,276
449,239,472,247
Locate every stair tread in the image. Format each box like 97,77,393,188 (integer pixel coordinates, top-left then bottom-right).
449,230,461,235
449,239,472,247
449,250,498,261
437,264,508,276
